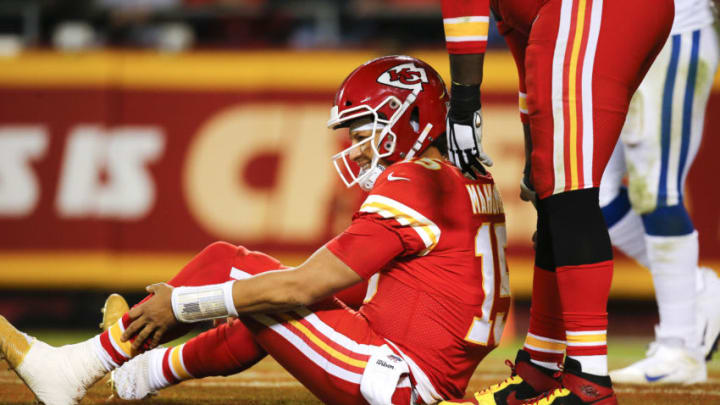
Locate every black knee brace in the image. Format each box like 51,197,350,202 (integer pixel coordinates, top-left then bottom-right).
539,188,613,267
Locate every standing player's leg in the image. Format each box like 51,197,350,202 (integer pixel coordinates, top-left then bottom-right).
0,242,274,405
598,140,649,268
609,25,720,384
519,0,673,403
522,204,566,372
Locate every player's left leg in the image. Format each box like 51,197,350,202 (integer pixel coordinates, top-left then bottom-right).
239,299,417,405
598,140,650,268
108,265,371,399
610,24,720,384
517,0,672,403
0,242,273,405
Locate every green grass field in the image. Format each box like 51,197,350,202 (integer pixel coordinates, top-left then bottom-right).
1,331,719,405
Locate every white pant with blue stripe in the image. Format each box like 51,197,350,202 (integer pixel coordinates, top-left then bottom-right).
600,25,719,236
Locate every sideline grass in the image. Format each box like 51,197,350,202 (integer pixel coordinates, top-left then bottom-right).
1,331,719,404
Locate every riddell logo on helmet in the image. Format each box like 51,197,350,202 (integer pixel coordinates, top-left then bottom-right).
377,63,428,92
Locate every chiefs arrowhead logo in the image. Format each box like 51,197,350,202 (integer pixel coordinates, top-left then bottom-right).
377,63,428,92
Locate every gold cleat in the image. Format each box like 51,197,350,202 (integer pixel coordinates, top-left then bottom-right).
100,293,129,331
0,315,34,369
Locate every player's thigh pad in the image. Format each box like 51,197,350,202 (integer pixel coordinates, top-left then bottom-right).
243,300,414,405
623,25,719,213
521,0,673,199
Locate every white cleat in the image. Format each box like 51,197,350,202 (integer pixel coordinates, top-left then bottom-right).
610,342,706,385
0,315,108,405
697,267,720,360
111,348,162,400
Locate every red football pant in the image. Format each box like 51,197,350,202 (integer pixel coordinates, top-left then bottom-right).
499,0,673,198
177,243,410,404
105,242,405,405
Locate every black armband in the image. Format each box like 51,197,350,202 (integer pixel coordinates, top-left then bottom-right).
449,83,481,120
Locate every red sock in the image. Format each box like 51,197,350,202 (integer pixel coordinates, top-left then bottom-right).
556,260,612,375
523,266,566,369
97,313,134,367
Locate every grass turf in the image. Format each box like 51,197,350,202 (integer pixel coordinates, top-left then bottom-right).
1,331,719,404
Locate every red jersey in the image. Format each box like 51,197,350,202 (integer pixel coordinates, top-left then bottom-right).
442,0,490,54
327,158,510,402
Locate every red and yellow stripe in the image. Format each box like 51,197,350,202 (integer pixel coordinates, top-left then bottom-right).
108,319,133,359
566,330,606,345
524,333,567,353
168,344,193,380
552,0,603,195
273,312,369,371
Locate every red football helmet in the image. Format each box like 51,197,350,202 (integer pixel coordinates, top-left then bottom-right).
327,55,449,190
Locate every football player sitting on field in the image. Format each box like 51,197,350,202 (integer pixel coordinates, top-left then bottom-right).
0,55,511,405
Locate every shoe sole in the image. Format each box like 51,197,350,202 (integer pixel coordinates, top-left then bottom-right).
0,315,33,369
100,294,129,331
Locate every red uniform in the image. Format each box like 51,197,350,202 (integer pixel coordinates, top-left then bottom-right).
103,158,509,404
441,0,673,393
328,158,509,402
442,0,673,199
96,55,508,404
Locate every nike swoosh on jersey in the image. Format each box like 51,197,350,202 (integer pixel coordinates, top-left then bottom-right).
644,373,670,382
387,172,411,182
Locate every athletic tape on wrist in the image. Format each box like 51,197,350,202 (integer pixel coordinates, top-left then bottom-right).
171,281,239,323
450,83,481,118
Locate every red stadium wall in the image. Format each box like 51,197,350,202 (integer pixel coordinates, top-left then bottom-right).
0,50,717,297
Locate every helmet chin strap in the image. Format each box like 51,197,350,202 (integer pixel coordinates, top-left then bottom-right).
357,164,386,191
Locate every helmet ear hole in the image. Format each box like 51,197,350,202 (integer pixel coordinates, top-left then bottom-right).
410,106,420,133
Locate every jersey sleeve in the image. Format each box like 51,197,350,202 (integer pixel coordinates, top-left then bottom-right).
328,160,445,278
442,0,491,54
326,219,405,280
358,161,443,256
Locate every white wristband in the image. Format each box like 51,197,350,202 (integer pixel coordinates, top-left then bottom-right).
171,281,238,323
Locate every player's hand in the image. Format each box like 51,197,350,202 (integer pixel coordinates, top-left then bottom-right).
446,109,493,175
520,178,537,208
122,283,178,353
